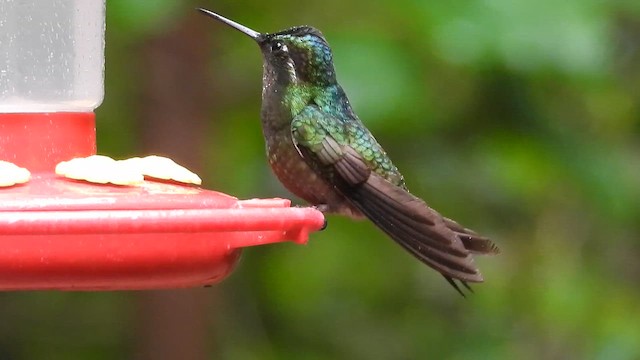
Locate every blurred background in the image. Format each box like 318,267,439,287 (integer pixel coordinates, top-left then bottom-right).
1,0,640,359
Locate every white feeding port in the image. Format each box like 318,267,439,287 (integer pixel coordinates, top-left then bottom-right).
0,0,105,113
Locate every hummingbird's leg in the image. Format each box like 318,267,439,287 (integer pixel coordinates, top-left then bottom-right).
312,202,365,220
313,204,332,213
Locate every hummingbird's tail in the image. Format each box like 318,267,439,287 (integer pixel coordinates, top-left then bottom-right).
346,173,499,295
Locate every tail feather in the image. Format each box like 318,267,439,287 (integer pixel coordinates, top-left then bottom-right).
443,275,474,297
363,202,480,278
347,173,488,283
443,218,501,255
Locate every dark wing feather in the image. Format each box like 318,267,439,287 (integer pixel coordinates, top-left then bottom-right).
334,148,484,283
291,106,498,293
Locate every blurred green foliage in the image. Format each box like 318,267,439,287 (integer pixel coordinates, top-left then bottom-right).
2,0,640,359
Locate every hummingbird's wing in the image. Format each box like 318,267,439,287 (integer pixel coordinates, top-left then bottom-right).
291,105,498,293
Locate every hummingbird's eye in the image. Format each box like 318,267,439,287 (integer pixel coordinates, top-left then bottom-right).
271,41,287,53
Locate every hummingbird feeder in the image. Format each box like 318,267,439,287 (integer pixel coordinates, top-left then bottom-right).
0,1,324,290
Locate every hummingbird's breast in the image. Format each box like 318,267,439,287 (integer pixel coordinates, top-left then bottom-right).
265,132,327,202
260,95,361,218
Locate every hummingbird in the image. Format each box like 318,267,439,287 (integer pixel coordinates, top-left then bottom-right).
198,9,499,295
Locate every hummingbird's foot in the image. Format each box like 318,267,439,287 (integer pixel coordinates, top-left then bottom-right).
309,205,329,230
320,219,328,231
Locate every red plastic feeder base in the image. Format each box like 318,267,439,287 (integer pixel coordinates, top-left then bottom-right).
0,113,325,291
0,174,324,291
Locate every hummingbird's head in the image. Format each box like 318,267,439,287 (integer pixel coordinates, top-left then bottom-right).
258,26,336,85
198,9,337,86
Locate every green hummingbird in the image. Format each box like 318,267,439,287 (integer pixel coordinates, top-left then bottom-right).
198,9,499,295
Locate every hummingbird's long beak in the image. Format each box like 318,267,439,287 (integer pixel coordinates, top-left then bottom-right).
197,8,261,41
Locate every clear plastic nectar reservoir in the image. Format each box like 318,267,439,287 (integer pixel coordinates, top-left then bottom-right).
0,0,105,112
